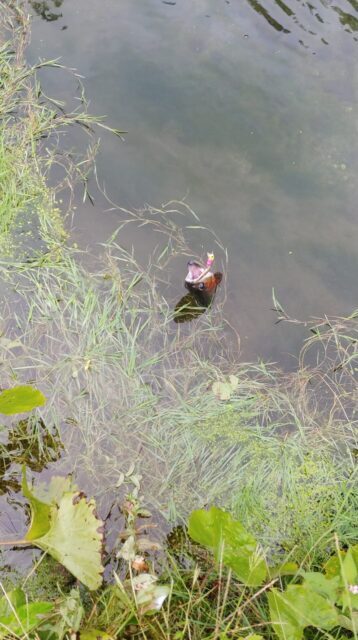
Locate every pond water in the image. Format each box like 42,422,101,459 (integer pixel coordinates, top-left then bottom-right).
27,0,358,363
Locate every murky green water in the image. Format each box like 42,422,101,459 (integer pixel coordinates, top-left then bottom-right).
27,0,357,362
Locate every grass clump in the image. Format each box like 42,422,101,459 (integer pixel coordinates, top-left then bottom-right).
0,3,121,252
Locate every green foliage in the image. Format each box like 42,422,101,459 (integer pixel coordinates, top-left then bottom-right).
21,555,75,601
0,588,52,639
0,385,46,415
268,544,358,639
186,507,358,639
188,506,267,586
46,589,84,640
80,630,113,640
323,545,358,618
21,469,104,590
268,584,338,640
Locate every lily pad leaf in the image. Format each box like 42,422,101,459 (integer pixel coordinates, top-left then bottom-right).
22,468,104,590
188,506,266,586
0,385,46,415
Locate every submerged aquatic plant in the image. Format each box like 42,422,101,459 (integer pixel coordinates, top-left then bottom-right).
0,233,356,566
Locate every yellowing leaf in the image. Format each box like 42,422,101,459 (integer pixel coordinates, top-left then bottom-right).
212,382,232,400
33,493,104,590
21,468,104,590
212,375,239,400
228,375,239,389
117,535,136,562
131,574,170,614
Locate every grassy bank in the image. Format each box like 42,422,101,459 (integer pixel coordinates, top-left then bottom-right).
0,4,357,639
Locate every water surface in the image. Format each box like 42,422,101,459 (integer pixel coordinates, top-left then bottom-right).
27,0,358,363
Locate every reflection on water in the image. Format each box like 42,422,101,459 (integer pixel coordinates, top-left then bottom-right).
0,417,63,495
29,0,358,44
27,0,358,363
246,0,358,44
28,0,63,22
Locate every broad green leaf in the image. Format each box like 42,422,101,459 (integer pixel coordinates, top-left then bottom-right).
33,475,76,504
188,507,266,586
303,572,340,603
189,506,251,549
323,545,358,612
269,562,299,579
22,467,52,539
269,585,339,640
0,385,46,414
324,552,345,579
340,586,358,613
0,600,52,639
35,492,104,590
0,589,26,618
338,612,358,633
351,544,358,566
22,469,75,539
268,589,304,640
21,469,104,590
341,547,358,584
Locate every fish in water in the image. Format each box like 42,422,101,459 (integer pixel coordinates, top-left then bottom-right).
174,252,222,323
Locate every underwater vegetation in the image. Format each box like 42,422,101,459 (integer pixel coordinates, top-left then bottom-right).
0,393,356,640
